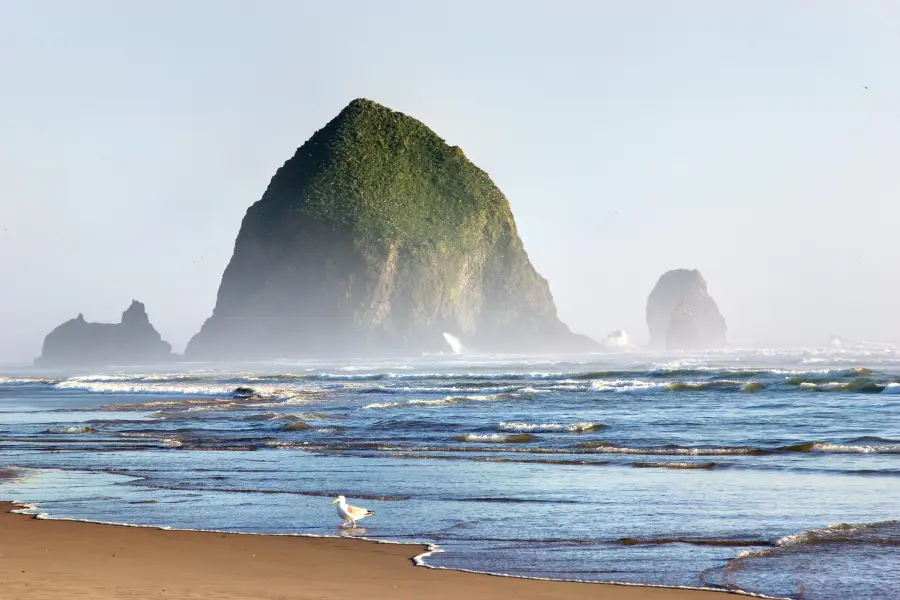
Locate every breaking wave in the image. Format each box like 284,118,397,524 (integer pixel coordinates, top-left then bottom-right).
43,426,96,434
812,443,900,454
796,378,887,393
773,520,900,548
590,379,667,392
578,443,758,456
455,433,535,443
498,422,603,433
0,376,59,385
619,536,769,547
631,462,719,470
7,367,898,406
579,440,900,456
363,393,524,409
714,519,900,598
280,421,311,431
56,379,306,400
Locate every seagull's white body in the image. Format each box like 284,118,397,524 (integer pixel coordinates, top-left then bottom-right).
332,495,374,528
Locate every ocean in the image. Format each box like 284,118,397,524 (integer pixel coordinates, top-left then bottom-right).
2,344,899,599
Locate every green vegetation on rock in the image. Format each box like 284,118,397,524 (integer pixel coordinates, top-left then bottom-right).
284,100,502,245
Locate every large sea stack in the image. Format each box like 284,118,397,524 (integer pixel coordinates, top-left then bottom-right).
186,99,596,358
36,300,174,367
646,269,726,350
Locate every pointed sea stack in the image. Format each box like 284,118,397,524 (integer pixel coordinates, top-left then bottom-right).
646,269,726,350
186,99,596,358
36,300,174,367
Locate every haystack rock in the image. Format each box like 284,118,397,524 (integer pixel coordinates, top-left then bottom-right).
36,300,174,366
646,269,726,350
186,98,597,359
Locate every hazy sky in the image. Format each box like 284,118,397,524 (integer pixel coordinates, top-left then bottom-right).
2,1,898,363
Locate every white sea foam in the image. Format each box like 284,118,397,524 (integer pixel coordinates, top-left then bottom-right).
265,440,300,448
54,378,312,403
812,443,900,454
584,445,756,456
498,421,601,433
548,383,591,392
795,379,896,393
68,373,198,382
0,376,58,385
518,386,545,394
456,433,533,443
820,382,847,391
412,559,785,598
45,426,95,434
773,520,900,548
385,371,580,381
799,381,859,392
590,379,667,392
631,461,716,469
183,403,238,412
774,526,838,548
57,379,245,396
363,401,405,409
348,384,524,394
363,394,514,409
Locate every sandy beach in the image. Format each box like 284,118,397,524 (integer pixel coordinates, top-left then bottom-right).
0,495,732,600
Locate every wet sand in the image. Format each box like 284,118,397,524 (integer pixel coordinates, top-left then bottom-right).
0,480,733,600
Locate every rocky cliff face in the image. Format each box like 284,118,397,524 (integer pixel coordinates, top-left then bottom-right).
36,301,173,367
646,270,726,350
186,98,596,358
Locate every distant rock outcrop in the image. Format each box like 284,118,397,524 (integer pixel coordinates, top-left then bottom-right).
36,300,173,367
646,270,726,350
186,98,597,359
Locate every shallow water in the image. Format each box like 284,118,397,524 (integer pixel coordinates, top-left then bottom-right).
1,345,899,599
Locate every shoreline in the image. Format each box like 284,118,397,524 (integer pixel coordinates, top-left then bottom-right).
0,469,743,600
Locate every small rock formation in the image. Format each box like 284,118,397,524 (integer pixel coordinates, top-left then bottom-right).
646,270,726,350
36,300,174,367
186,98,597,359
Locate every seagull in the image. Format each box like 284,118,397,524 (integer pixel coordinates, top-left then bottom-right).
332,495,374,528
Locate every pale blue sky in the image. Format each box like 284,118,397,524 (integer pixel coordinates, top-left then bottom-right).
2,1,898,362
